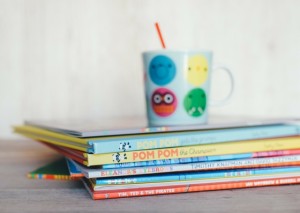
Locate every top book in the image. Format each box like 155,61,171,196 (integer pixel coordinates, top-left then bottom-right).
24,115,300,138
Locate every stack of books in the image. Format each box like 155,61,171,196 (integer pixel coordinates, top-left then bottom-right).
14,117,300,200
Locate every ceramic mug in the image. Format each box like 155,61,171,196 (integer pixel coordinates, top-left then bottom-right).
142,50,234,126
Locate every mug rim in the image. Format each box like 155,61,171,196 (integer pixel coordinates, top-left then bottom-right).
142,49,213,55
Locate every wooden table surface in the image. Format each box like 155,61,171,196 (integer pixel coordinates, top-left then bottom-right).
1,138,300,213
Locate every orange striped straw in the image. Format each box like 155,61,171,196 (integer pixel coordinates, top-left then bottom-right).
155,22,166,49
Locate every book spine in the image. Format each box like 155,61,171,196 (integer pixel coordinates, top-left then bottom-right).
15,129,88,151
91,125,300,154
14,125,87,144
96,157,300,179
103,149,300,169
89,176,300,199
94,166,300,185
87,154,300,178
66,159,84,178
43,142,86,165
102,157,209,169
85,137,300,166
27,174,73,180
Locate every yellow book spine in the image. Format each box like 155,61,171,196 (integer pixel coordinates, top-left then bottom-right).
13,125,87,144
84,137,300,166
17,132,88,152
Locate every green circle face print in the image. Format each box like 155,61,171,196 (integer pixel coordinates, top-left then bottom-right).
184,88,207,117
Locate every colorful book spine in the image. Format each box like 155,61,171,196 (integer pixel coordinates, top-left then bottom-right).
27,173,73,180
27,158,81,180
84,137,300,166
73,154,300,178
93,166,300,185
66,158,84,178
90,125,300,153
102,149,300,169
83,175,300,199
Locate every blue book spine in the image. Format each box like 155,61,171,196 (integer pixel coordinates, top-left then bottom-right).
102,153,254,169
66,158,82,175
89,125,300,154
94,166,300,185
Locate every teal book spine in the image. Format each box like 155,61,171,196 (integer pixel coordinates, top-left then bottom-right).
94,166,300,185
89,124,300,154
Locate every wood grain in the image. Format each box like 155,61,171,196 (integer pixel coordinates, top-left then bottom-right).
1,139,300,212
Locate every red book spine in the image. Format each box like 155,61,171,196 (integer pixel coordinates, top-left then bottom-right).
90,176,300,200
41,142,86,165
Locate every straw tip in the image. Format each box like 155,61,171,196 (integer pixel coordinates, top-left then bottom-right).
154,22,166,49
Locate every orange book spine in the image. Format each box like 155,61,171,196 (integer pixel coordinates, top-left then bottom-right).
92,185,188,199
90,176,300,200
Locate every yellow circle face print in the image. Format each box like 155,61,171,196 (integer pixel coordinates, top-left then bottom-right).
186,55,208,86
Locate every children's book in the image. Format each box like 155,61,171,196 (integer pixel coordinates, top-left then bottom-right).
27,158,82,180
82,173,300,199
102,149,300,169
90,166,300,185
67,152,300,178
24,116,300,137
38,136,300,166
89,172,300,191
66,158,85,178
14,118,300,154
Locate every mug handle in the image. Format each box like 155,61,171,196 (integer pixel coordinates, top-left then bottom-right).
209,65,235,106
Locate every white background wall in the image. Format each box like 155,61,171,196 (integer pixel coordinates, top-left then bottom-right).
1,0,300,138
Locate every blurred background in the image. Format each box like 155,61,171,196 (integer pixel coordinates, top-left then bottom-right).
1,0,300,138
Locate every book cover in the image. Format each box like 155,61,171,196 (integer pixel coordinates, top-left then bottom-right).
38,137,300,166
14,122,300,154
66,158,85,178
82,173,300,199
27,158,82,180
102,149,300,169
90,172,300,191
85,137,300,166
24,116,300,137
14,126,90,152
89,124,300,154
91,166,300,185
68,153,300,178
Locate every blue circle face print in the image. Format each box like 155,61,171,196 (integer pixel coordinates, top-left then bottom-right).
149,55,176,86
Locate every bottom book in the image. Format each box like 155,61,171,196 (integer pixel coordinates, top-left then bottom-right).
82,173,300,200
